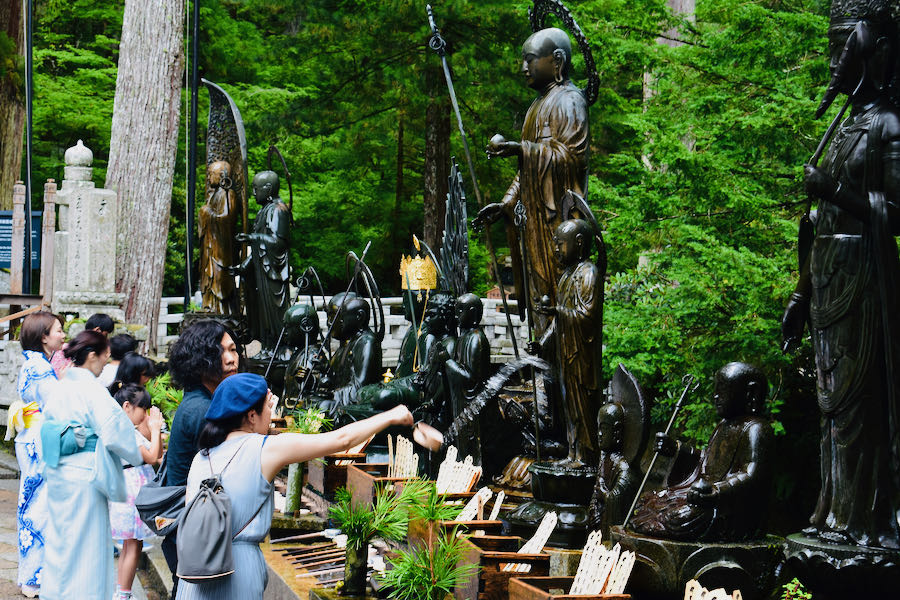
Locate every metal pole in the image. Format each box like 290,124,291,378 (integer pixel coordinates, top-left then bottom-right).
513,201,541,463
185,0,199,308
622,374,697,529
23,0,33,293
426,4,520,359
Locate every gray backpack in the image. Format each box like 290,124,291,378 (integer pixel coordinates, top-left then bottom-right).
176,438,268,582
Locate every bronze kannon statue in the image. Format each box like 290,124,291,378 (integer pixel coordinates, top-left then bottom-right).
232,170,291,359
200,80,248,315
630,362,774,542
473,26,591,337
781,0,900,549
199,160,239,314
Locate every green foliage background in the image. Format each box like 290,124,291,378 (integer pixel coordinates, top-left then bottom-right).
23,0,829,523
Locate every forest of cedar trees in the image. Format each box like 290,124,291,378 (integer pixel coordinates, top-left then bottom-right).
3,0,835,520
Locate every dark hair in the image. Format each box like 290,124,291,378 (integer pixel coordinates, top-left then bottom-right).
108,352,155,395
63,330,109,366
109,334,138,361
18,311,62,353
85,313,115,334
168,320,242,390
198,393,267,451
113,383,151,410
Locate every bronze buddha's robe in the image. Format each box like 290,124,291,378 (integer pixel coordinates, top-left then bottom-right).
589,452,640,535
806,103,900,548
444,325,491,462
554,259,602,463
198,182,238,314
502,80,589,335
244,199,290,352
328,328,382,408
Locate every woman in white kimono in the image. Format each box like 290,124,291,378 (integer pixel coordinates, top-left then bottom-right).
39,330,142,600
7,312,65,598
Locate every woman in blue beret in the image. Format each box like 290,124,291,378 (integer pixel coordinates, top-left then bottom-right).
175,372,414,600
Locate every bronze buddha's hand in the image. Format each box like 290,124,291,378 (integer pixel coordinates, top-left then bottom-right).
533,294,557,316
804,164,837,202
654,432,677,457
486,136,521,159
687,478,716,506
473,203,504,228
781,293,809,354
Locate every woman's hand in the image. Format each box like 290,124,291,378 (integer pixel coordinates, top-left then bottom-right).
387,405,414,427
147,406,164,432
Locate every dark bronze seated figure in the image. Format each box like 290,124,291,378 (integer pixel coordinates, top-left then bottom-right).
630,362,774,542
356,291,457,413
282,303,322,410
588,403,641,535
313,296,382,414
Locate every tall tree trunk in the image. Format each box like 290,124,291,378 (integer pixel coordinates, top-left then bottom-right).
423,61,450,251
390,113,405,260
106,0,184,349
0,0,24,210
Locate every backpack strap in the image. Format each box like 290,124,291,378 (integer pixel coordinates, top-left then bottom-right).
233,435,271,539
233,494,270,539
207,435,252,477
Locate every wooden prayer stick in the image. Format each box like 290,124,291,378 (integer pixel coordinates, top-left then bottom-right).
286,545,340,559
292,550,346,565
270,531,328,544
297,556,346,570
295,566,345,578
275,542,336,555
319,571,372,586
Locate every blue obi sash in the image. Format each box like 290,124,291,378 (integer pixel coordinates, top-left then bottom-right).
41,420,98,468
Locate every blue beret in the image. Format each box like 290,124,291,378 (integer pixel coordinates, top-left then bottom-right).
206,373,268,421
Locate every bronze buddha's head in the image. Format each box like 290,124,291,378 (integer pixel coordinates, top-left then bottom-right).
284,303,319,346
713,362,768,419
455,293,483,329
335,297,370,341
553,219,592,266
251,170,279,204
596,402,625,452
521,27,572,92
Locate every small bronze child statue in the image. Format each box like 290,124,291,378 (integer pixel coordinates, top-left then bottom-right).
588,402,641,535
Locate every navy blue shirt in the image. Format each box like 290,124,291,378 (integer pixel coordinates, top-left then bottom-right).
165,386,212,487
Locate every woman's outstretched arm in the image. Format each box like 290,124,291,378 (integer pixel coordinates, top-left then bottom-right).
260,405,413,481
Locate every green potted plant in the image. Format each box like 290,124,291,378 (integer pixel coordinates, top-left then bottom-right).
405,481,462,550
284,406,332,513
378,527,477,600
329,481,426,596
145,372,183,429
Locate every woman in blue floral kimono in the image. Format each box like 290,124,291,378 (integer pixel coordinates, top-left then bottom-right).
7,312,65,598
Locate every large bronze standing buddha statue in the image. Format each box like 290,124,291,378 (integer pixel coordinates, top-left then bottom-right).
782,0,900,551
473,26,590,337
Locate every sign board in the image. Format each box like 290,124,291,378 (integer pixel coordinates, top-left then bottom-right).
0,211,42,269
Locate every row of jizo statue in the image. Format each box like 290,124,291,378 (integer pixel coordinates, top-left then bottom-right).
194,0,900,595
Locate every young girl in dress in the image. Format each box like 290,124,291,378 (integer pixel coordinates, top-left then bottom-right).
109,384,164,600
